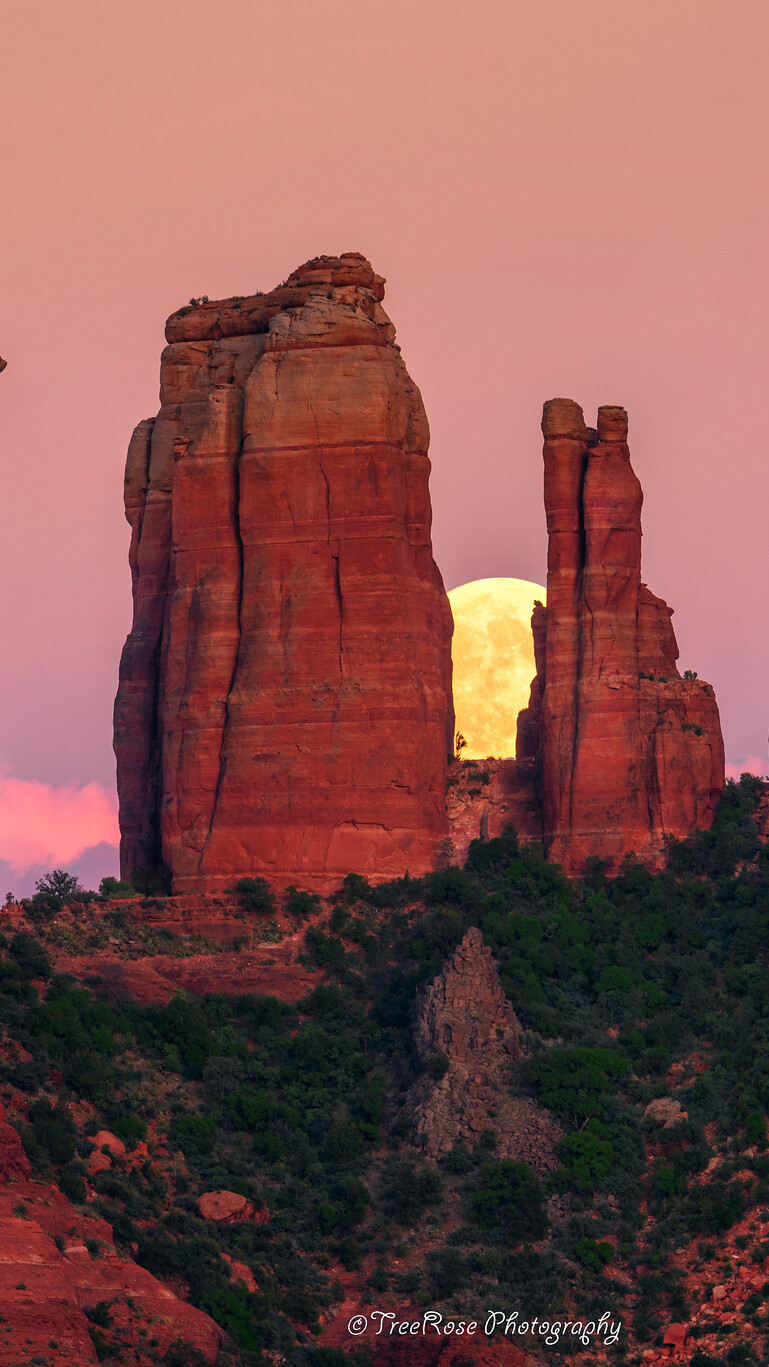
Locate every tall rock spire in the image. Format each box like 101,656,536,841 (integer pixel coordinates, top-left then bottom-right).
114,254,454,893
519,398,724,871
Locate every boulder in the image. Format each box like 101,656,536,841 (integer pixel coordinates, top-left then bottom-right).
89,1130,126,1157
662,1323,689,1346
644,1097,685,1127
86,1150,112,1176
197,1189,261,1223
223,1252,258,1292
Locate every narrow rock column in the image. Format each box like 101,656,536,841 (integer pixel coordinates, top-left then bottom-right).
540,398,589,842
526,397,725,871
567,404,647,862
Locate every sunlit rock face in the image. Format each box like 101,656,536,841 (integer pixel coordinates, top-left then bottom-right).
517,398,725,872
114,254,454,894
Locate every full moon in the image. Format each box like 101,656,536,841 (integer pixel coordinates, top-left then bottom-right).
447,577,547,761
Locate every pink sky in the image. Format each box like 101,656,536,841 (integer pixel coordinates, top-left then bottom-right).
0,1,767,888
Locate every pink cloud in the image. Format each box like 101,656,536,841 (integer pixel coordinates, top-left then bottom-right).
0,767,118,875
725,754,768,782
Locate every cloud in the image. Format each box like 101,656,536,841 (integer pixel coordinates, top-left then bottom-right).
0,767,119,876
725,754,768,781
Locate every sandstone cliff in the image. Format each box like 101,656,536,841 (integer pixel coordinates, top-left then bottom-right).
516,399,725,872
411,928,561,1174
114,254,454,894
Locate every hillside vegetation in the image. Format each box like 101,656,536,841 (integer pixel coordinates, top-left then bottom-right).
0,776,768,1366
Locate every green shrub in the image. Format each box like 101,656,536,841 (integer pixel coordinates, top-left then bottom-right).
234,876,277,915
99,876,136,899
8,933,51,980
558,1118,615,1192
467,1160,547,1241
286,886,321,917
574,1237,615,1272
28,1099,76,1166
383,1161,443,1225
58,1165,87,1203
527,1047,628,1124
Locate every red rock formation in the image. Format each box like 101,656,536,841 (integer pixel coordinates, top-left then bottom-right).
445,757,542,863
517,399,724,871
411,929,561,1173
0,1178,221,1364
55,942,318,1006
197,1190,266,1224
0,1104,32,1181
115,254,454,895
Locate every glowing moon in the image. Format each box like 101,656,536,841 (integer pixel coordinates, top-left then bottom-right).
447,577,547,761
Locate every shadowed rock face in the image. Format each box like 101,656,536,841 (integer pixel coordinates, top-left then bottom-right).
517,398,725,872
114,253,454,894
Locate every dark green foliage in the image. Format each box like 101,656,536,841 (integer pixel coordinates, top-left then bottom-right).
234,876,277,915
84,1301,113,1329
198,1282,265,1349
27,1099,76,1165
35,869,89,901
382,1160,443,1225
441,1143,473,1174
133,993,218,1076
426,1050,450,1080
527,1048,628,1124
301,927,348,972
678,1179,747,1234
427,1246,469,1296
104,1109,148,1144
558,1118,614,1192
573,1237,614,1272
26,981,122,1103
58,1164,87,1203
88,1324,110,1360
318,1177,369,1233
340,872,374,904
286,886,321,917
161,1343,211,1367
467,1160,548,1241
667,775,764,877
99,876,136,899
8,933,51,979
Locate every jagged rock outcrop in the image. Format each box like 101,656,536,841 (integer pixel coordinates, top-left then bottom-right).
114,254,454,894
516,399,725,872
411,929,561,1174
